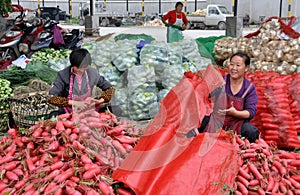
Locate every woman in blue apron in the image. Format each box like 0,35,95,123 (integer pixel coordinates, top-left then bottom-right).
162,2,189,43
188,52,259,142
48,48,114,116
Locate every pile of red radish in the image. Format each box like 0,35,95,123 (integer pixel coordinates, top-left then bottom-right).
0,110,141,195
246,71,300,149
235,136,300,194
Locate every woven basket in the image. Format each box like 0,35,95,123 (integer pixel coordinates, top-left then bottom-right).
0,97,11,134
10,93,58,128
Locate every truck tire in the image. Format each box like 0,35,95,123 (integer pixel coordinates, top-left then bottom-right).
199,22,206,30
114,20,122,27
217,21,226,30
101,18,109,27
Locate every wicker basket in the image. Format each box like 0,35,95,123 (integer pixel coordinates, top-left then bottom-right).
0,97,11,134
10,93,58,128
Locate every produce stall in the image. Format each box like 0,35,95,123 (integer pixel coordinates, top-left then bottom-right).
0,18,299,194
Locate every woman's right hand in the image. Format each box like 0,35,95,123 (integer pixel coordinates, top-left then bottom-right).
69,100,89,112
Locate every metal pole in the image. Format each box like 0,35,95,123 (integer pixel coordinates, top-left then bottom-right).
42,0,44,6
126,0,128,12
37,0,41,17
90,0,93,16
288,0,292,17
142,0,144,17
232,0,238,16
17,0,19,5
279,0,282,17
184,0,187,13
159,0,161,14
195,0,197,12
69,0,72,24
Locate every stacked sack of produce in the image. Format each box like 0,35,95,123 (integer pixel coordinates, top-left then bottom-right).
127,65,159,121
215,17,300,74
288,73,300,135
247,71,300,149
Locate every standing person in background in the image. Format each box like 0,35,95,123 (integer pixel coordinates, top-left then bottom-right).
162,2,189,43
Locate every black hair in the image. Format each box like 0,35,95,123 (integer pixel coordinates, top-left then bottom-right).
69,48,92,68
230,51,250,66
175,2,183,8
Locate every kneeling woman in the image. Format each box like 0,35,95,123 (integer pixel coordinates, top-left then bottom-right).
193,52,259,142
48,48,114,115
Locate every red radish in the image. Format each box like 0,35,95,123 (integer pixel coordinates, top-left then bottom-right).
117,188,134,195
0,183,7,191
66,180,77,188
24,182,35,192
248,163,263,180
115,135,138,144
249,180,259,186
271,182,279,193
50,161,64,170
26,158,36,172
53,188,63,195
0,155,14,165
51,128,58,136
44,182,58,195
56,120,65,132
235,191,243,195
72,128,80,134
41,132,50,137
39,153,50,166
14,179,27,189
122,143,134,152
27,142,35,150
237,182,248,195
112,140,127,156
81,154,93,164
1,188,13,194
58,113,71,120
73,141,85,151
290,160,300,167
98,181,113,195
55,168,74,183
83,168,101,179
70,176,80,183
14,137,24,147
289,178,300,188
65,186,82,195
7,128,17,138
237,175,249,187
21,136,31,143
12,168,23,177
63,120,74,128
65,128,72,135
279,182,287,193
69,133,78,142
44,170,61,181
273,161,287,175
241,153,257,159
86,189,99,195
2,161,19,171
32,128,43,138
6,143,16,156
84,163,99,171
31,156,39,163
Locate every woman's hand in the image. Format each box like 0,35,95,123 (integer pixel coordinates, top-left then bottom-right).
182,24,187,30
87,98,105,107
69,100,89,112
217,102,237,116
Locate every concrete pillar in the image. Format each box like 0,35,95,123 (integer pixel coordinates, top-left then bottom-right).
226,16,243,38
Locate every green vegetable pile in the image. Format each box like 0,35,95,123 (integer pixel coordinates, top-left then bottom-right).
0,78,13,134
31,48,72,71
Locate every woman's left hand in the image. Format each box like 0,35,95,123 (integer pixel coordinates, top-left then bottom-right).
217,102,237,116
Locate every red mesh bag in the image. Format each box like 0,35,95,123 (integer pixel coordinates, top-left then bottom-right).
245,16,300,39
112,65,241,194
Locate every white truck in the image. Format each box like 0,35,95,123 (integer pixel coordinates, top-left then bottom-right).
187,4,233,30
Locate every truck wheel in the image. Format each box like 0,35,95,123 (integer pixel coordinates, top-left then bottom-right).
114,20,122,27
218,21,226,30
199,22,206,30
101,18,109,27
